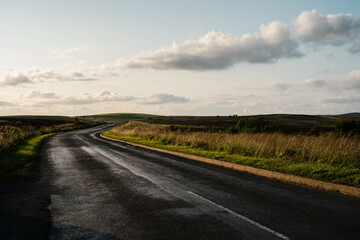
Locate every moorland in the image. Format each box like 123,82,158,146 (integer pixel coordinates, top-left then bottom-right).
100,113,360,187
1,113,360,187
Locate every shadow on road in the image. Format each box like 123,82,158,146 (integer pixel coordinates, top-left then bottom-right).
0,211,121,240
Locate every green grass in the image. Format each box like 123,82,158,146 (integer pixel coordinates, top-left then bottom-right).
0,118,102,186
0,133,54,186
102,131,360,187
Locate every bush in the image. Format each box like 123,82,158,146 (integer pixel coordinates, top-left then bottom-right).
169,125,178,131
278,148,297,159
306,127,319,136
227,126,238,134
334,118,358,134
160,138,175,145
194,141,210,150
230,117,268,133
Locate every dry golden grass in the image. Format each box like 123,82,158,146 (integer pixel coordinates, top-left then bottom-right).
0,118,97,152
109,121,360,168
0,118,100,185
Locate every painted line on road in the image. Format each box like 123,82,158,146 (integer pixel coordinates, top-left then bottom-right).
187,191,290,240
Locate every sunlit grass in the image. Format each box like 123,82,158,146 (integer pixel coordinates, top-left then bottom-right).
0,118,100,186
103,121,360,187
0,134,53,186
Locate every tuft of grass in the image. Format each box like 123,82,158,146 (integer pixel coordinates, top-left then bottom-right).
102,121,360,187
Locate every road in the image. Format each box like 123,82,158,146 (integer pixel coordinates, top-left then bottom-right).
1,124,360,240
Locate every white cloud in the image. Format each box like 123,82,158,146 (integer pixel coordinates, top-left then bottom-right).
207,94,255,107
141,93,189,105
53,47,86,58
0,68,97,86
0,74,33,86
26,90,60,99
117,21,302,71
71,72,85,78
336,70,360,90
60,91,137,105
31,90,189,106
0,100,15,106
263,82,290,93
87,63,121,78
300,79,327,89
321,96,360,104
300,70,360,90
110,10,360,72
294,9,360,45
68,72,97,81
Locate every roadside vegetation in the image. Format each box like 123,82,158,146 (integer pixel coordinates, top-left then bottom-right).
0,117,100,186
103,120,360,187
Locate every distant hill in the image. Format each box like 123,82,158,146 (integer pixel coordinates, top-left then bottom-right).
2,115,74,121
4,112,360,134
336,112,360,117
82,113,162,122
84,113,342,133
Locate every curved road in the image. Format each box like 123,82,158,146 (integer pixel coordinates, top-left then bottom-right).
1,124,360,239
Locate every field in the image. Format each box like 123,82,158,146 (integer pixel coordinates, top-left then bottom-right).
82,113,161,122
103,120,360,187
83,112,360,134
3,115,74,121
0,117,100,185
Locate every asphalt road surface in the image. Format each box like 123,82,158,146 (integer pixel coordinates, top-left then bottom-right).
1,124,360,240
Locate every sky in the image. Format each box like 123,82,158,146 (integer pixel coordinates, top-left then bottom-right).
0,0,360,116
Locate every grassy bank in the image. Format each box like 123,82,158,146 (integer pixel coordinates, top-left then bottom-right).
0,117,102,151
0,118,101,186
103,121,360,187
0,134,54,186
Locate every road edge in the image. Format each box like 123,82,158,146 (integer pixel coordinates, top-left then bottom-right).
100,134,360,198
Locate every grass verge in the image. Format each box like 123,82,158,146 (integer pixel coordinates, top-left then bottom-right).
102,123,360,188
0,133,54,186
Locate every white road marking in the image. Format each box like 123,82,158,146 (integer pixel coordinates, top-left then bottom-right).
187,191,290,240
86,125,290,239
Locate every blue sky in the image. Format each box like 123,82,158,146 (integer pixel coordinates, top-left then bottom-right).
1,0,359,115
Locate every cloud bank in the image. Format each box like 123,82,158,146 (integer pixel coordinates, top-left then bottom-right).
117,21,302,71
26,90,60,99
1,74,33,86
53,47,86,58
0,100,14,106
294,9,360,45
347,42,360,54
29,90,189,106
3,10,359,83
263,82,290,93
115,10,360,71
322,96,360,104
0,68,97,86
300,70,360,91
141,93,189,104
